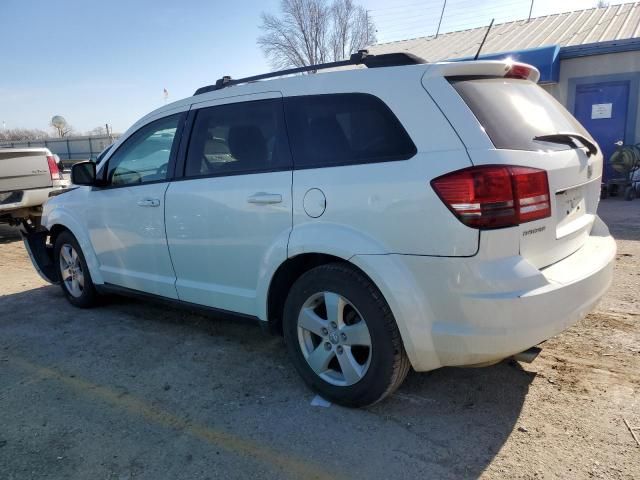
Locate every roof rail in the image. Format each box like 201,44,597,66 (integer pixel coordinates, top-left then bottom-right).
193,50,427,95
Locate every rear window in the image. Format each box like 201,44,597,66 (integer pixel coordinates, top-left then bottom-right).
452,78,593,151
284,93,416,168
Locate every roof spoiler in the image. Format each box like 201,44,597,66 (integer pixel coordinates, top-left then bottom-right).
424,60,540,83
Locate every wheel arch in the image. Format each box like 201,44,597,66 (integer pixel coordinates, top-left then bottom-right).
43,210,104,285
266,252,349,334
49,223,70,244
265,250,437,372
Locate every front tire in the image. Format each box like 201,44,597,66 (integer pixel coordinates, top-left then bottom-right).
283,263,410,407
54,231,98,308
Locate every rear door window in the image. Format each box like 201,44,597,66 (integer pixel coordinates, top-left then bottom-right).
184,98,291,177
284,93,416,168
451,78,594,151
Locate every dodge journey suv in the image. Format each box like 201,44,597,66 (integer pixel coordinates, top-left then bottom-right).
23,52,616,407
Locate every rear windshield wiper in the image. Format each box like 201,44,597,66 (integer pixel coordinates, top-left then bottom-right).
533,133,598,157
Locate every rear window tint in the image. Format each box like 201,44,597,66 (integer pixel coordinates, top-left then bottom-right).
185,99,291,177
452,78,593,151
284,93,416,168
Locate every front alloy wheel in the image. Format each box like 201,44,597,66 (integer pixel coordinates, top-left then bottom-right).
54,230,98,308
59,243,85,298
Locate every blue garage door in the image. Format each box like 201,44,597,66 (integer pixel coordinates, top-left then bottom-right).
574,81,629,181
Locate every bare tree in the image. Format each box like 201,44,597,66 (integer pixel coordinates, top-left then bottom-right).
258,0,375,70
86,126,107,136
50,118,73,138
0,128,51,142
330,0,375,63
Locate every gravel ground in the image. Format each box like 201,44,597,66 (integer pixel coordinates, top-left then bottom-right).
0,198,638,479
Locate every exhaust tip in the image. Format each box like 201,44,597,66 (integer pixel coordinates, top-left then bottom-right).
512,346,542,364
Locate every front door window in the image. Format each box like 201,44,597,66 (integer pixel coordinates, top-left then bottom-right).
106,115,181,186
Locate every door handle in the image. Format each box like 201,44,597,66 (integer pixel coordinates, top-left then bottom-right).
137,198,161,207
247,193,282,205
614,140,624,147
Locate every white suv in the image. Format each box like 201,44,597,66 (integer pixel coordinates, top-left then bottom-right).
24,53,616,407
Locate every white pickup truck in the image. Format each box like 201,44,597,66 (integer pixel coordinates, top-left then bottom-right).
0,147,69,225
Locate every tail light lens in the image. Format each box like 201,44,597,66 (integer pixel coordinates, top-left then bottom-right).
431,165,550,229
46,155,62,180
505,63,532,80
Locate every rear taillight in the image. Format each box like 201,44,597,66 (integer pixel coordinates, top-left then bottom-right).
431,165,551,229
46,155,62,180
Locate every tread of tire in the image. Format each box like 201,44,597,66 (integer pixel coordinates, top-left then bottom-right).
303,262,411,406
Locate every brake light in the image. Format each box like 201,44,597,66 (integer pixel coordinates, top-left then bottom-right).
431,165,550,229
505,64,532,80
46,155,62,180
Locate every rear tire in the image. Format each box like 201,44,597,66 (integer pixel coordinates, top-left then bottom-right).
624,185,636,201
283,262,410,407
600,185,609,199
54,231,98,308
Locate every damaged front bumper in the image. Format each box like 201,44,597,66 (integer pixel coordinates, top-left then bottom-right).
21,226,59,284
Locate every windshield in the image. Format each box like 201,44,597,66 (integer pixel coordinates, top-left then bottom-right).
451,77,594,152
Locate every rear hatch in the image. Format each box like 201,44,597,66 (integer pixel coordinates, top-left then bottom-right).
423,62,602,268
0,148,53,193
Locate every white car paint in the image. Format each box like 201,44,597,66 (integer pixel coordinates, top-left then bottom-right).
165,171,292,315
36,59,615,372
86,183,178,299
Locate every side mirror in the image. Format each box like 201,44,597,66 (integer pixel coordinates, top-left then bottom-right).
71,161,96,186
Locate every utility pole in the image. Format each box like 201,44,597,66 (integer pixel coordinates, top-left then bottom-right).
365,9,370,45
528,0,534,22
436,0,447,38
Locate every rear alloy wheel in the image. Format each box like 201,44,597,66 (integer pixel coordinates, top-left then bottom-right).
54,231,98,308
297,291,372,387
283,263,410,407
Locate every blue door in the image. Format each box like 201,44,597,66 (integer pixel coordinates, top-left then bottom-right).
574,81,629,181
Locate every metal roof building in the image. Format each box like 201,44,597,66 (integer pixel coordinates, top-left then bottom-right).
369,2,640,182
369,3,640,62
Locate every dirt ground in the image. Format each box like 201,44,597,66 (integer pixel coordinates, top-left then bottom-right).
0,198,638,479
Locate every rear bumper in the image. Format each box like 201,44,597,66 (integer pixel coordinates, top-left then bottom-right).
0,186,64,215
356,216,616,371
431,226,614,367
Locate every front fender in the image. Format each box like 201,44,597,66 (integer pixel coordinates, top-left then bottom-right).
43,205,104,285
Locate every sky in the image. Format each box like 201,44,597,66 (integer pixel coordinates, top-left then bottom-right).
0,0,632,133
